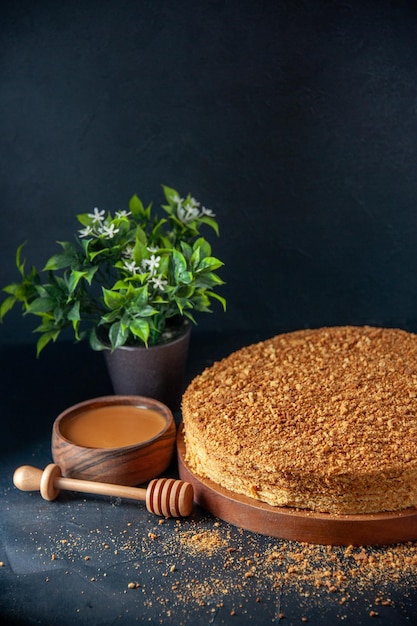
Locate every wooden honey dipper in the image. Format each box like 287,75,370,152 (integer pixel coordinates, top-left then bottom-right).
13,463,194,518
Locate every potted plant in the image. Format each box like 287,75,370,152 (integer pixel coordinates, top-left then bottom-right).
0,185,226,408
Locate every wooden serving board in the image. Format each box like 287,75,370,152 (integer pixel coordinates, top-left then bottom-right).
177,424,417,546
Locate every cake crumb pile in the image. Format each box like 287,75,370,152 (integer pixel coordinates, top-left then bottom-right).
28,511,417,623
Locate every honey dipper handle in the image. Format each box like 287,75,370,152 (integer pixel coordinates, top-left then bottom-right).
13,464,149,501
57,474,148,501
13,464,193,517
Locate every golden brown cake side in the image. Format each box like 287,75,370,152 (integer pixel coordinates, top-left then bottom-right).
182,326,417,515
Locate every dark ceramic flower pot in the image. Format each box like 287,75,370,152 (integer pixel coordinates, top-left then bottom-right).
103,321,191,411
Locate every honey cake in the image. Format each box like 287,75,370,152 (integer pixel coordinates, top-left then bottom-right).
181,326,417,515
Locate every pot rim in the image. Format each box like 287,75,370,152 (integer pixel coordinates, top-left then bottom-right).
100,319,191,352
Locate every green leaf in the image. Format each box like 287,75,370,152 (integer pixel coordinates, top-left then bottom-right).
172,250,192,284
192,292,211,311
26,297,56,314
157,254,169,276
16,242,27,276
88,247,112,262
67,270,89,294
101,309,122,324
180,240,193,261
33,320,53,333
149,217,167,241
199,215,219,236
2,283,19,296
76,212,92,227
84,266,99,285
183,310,197,325
150,295,167,306
0,295,16,320
190,246,201,269
67,301,80,321
207,290,227,311
130,318,150,344
197,256,224,272
89,327,108,351
43,252,74,271
102,288,125,310
162,185,179,204
108,321,128,349
129,195,151,220
130,283,149,308
173,296,184,315
36,330,60,356
195,272,225,288
112,279,133,290
81,238,90,255
53,304,65,324
133,236,148,263
131,303,157,318
193,237,211,258
129,194,143,216
68,301,81,339
12,278,38,303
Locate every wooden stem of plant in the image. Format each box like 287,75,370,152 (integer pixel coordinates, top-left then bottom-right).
13,464,194,518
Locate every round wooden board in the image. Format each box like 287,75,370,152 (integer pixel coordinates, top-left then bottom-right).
177,424,417,546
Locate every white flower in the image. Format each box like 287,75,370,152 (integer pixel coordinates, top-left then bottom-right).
88,207,106,223
142,254,160,275
123,259,141,274
150,275,168,291
177,203,200,224
122,245,134,259
115,210,131,218
188,196,200,209
98,223,120,238
172,193,184,205
78,225,94,238
201,206,216,217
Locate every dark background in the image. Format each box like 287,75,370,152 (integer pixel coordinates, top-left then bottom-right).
2,0,417,348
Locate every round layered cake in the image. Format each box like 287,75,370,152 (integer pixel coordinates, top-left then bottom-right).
182,326,417,515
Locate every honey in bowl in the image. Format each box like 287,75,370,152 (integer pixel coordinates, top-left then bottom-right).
60,404,167,449
52,395,176,485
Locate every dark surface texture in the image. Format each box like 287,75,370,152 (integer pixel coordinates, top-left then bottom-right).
1,332,417,626
2,1,417,343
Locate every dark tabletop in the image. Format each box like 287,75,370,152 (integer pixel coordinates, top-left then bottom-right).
1,332,417,626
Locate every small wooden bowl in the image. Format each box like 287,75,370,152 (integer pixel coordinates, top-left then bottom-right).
52,395,176,485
